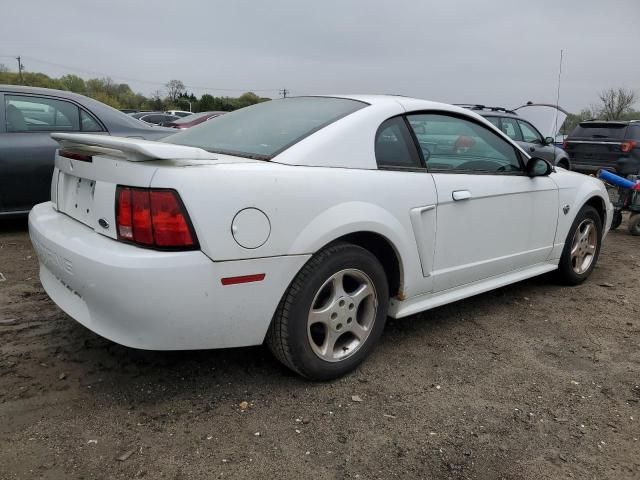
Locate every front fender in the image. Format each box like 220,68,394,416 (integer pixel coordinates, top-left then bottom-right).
550,171,611,259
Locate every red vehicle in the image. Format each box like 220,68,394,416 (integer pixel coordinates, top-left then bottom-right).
161,111,225,129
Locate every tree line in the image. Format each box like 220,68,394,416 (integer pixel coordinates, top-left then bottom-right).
0,65,270,112
561,88,637,134
0,64,636,132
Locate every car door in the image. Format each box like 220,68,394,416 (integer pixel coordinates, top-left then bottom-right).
406,113,558,293
0,94,103,213
517,119,555,163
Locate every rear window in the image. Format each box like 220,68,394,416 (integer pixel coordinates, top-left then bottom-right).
163,97,367,159
570,122,628,140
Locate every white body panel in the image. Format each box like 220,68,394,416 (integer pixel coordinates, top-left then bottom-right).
29,95,613,351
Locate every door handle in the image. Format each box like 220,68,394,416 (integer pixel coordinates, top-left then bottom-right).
452,190,472,201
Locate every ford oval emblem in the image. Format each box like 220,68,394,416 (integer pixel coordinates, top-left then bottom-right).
98,218,109,229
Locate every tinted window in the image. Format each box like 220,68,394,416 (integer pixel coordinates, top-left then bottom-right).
142,115,164,124
375,117,421,168
5,95,80,132
500,117,523,141
570,122,628,140
518,120,542,143
485,116,500,128
165,97,367,159
407,113,522,173
80,110,103,132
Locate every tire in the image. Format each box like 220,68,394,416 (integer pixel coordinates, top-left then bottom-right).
611,210,623,230
557,159,570,170
556,205,603,285
267,242,389,380
629,214,640,236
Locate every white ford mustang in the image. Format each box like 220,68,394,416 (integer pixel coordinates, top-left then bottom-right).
29,95,612,380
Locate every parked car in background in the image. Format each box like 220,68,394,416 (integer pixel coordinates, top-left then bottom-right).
563,120,640,174
458,104,572,169
130,111,180,125
0,85,174,217
29,95,612,379
165,110,193,118
160,111,226,129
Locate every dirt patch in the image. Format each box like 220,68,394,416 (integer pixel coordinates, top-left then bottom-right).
1,217,639,479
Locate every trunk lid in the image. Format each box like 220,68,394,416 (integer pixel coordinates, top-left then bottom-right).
50,133,247,240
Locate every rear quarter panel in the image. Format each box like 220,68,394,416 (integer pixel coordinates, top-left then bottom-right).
150,162,434,299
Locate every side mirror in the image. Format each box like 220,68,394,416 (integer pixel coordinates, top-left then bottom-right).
544,136,555,145
526,157,553,177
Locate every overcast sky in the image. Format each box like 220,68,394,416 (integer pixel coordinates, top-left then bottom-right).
2,0,638,112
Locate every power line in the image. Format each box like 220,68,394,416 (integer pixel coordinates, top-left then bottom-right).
0,54,281,94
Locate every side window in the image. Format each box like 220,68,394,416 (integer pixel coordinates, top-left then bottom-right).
5,95,80,132
500,117,523,141
406,113,522,173
485,116,500,128
518,120,543,143
80,110,103,132
375,117,422,168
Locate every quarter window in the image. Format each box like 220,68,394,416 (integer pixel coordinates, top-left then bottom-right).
375,117,422,168
80,110,102,132
406,113,522,173
518,120,542,143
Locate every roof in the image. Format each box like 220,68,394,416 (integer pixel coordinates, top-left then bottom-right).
0,84,93,102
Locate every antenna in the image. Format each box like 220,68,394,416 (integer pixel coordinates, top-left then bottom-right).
553,49,564,142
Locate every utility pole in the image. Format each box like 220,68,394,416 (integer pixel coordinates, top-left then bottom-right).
15,56,24,84
279,88,289,98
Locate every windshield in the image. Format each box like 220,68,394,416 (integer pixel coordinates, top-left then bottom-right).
163,97,367,159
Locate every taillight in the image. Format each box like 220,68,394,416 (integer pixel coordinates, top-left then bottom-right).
115,186,197,249
620,140,637,153
59,149,93,162
562,141,569,150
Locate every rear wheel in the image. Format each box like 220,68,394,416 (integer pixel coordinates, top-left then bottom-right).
629,214,640,236
557,159,570,170
267,243,389,380
556,205,602,285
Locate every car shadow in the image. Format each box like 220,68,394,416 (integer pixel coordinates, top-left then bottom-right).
48,271,558,408
0,217,29,233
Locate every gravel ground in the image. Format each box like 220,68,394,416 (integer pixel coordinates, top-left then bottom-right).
0,217,639,480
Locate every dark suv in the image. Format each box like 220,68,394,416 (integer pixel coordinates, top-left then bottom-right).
458,105,571,169
563,120,640,175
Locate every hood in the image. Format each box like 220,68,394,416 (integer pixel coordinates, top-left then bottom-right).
514,103,568,139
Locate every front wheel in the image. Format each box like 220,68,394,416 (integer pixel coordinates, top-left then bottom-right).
556,205,602,285
267,243,389,380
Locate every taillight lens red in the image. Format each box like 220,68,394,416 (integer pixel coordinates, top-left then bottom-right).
562,141,569,150
149,190,195,247
115,186,197,249
620,140,637,153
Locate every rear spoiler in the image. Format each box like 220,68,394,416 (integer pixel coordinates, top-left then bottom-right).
51,133,218,162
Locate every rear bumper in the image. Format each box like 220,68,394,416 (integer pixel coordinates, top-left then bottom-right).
29,202,310,350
